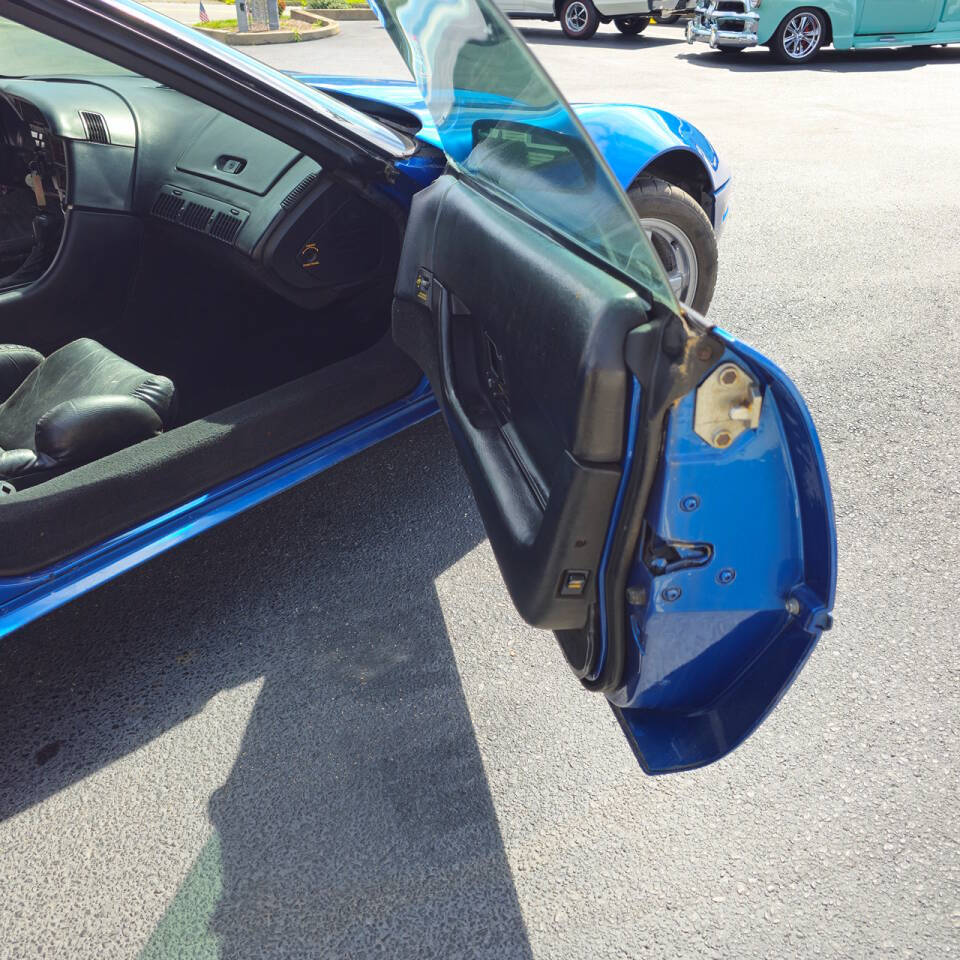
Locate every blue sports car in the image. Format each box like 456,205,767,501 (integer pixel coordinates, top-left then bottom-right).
0,0,834,774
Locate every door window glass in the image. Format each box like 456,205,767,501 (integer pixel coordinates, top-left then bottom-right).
371,0,679,309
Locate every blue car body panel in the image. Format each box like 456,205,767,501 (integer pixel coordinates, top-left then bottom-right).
607,332,836,773
295,75,731,229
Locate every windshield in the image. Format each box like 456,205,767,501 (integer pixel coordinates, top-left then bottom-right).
0,3,414,159
370,0,678,310
0,16,135,76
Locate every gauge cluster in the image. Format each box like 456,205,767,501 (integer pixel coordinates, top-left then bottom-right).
0,93,67,210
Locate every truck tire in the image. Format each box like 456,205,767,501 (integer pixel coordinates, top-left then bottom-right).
628,177,718,314
615,16,648,34
771,7,827,64
560,0,600,39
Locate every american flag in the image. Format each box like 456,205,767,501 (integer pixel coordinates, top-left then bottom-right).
199,0,210,22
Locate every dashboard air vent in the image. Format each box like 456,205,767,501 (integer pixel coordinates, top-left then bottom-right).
208,212,243,244
80,111,109,144
150,186,248,245
281,172,319,210
152,191,186,222
181,202,214,232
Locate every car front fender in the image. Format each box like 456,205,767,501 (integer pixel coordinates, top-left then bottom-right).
753,1,856,46
574,103,730,231
574,102,728,192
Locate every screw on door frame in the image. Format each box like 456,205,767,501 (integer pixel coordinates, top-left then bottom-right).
716,567,736,585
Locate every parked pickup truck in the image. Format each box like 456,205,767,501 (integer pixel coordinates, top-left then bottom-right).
687,0,960,64
495,0,695,39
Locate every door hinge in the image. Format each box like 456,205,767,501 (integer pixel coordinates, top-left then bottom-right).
786,588,835,635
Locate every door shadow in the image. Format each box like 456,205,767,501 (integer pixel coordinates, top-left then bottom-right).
0,418,533,958
679,43,960,72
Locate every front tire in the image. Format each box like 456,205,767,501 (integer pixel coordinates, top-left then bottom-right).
771,7,827,64
560,0,599,39
628,177,718,314
614,16,648,34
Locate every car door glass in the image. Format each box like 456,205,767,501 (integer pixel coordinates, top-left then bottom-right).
370,0,678,310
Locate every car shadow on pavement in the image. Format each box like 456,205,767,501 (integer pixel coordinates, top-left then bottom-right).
679,43,960,72
518,26,686,49
0,417,534,959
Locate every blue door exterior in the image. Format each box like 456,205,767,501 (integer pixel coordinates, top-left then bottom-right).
609,331,836,773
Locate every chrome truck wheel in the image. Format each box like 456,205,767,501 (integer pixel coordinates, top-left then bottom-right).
560,0,599,38
772,8,826,64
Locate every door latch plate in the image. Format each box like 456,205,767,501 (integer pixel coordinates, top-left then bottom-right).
694,362,763,449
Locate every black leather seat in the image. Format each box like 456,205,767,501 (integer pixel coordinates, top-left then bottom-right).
0,338,176,488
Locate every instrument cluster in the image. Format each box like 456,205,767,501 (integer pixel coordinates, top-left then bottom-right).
1,94,68,209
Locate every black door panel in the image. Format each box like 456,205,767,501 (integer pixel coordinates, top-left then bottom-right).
393,174,650,630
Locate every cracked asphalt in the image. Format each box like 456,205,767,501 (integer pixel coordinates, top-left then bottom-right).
0,17,958,960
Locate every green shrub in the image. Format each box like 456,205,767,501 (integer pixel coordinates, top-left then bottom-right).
304,0,367,8
218,0,303,11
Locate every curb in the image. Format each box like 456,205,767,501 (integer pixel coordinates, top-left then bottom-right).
196,17,339,43
291,7,376,20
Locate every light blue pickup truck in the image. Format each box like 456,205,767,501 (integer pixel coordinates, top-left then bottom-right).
687,0,960,63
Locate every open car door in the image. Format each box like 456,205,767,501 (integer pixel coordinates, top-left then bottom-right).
377,0,836,773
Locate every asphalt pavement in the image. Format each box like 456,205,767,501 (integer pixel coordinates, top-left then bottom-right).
1,18,958,960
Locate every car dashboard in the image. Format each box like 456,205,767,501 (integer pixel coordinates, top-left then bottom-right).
0,75,398,306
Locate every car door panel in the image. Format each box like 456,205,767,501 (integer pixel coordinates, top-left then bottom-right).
394,173,836,773
491,0,532,14
857,0,941,34
393,174,647,629
608,333,836,772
